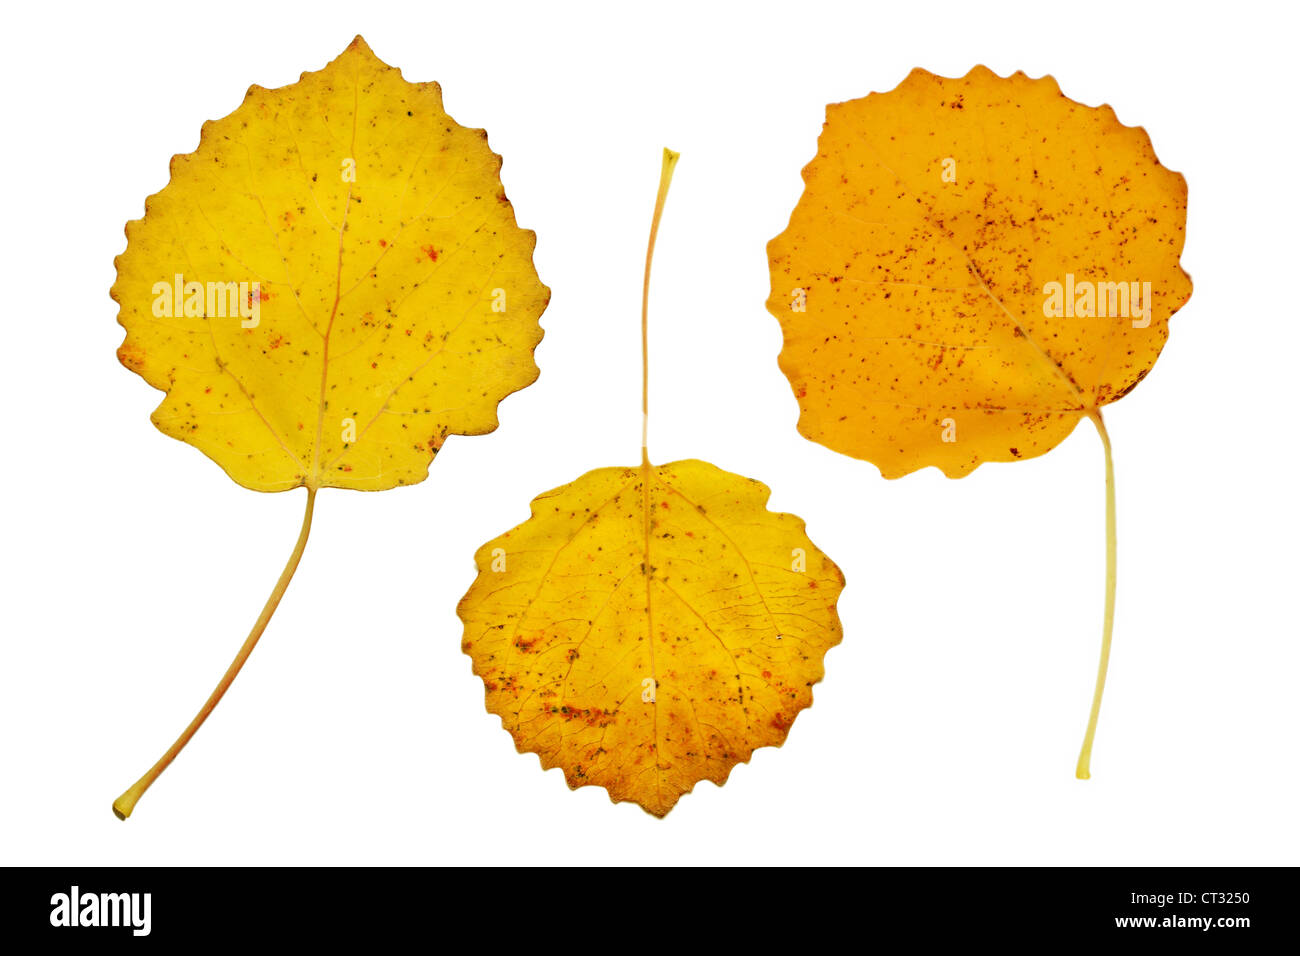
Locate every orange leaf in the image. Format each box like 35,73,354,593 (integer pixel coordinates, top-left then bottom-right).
767,66,1191,478
767,67,1195,779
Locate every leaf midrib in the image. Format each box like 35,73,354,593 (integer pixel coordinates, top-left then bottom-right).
307,54,363,489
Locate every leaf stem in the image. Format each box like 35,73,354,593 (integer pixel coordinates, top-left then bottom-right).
1076,408,1116,779
641,147,680,467
112,486,318,819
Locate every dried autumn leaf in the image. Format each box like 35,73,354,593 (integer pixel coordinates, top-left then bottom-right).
768,66,1190,477
460,152,844,816
114,36,546,491
767,66,1193,777
460,461,843,817
110,37,548,817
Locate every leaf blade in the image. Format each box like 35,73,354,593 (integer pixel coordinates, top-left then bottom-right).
458,459,844,816
766,66,1191,477
112,37,548,492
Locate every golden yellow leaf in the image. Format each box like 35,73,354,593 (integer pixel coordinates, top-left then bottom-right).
766,67,1194,779
109,37,547,818
459,460,844,817
113,36,547,492
459,151,844,816
767,66,1191,479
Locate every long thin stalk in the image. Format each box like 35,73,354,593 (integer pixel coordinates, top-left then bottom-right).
113,486,318,819
1076,409,1116,779
641,148,679,467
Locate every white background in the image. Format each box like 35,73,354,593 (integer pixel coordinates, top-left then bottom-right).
2,0,1296,866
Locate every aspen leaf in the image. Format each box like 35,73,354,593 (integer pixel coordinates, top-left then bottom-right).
114,36,547,492
110,37,548,818
767,67,1193,777
768,66,1190,478
459,461,843,817
459,152,844,816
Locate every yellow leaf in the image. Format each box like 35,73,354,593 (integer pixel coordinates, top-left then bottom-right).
459,460,844,817
110,38,547,819
767,66,1191,479
113,36,548,492
459,150,844,816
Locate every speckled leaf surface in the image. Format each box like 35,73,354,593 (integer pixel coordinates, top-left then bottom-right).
458,459,844,817
113,36,548,492
109,38,549,820
767,66,1192,478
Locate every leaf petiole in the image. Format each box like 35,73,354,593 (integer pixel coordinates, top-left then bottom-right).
641,147,679,467
112,486,318,819
1076,408,1116,779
